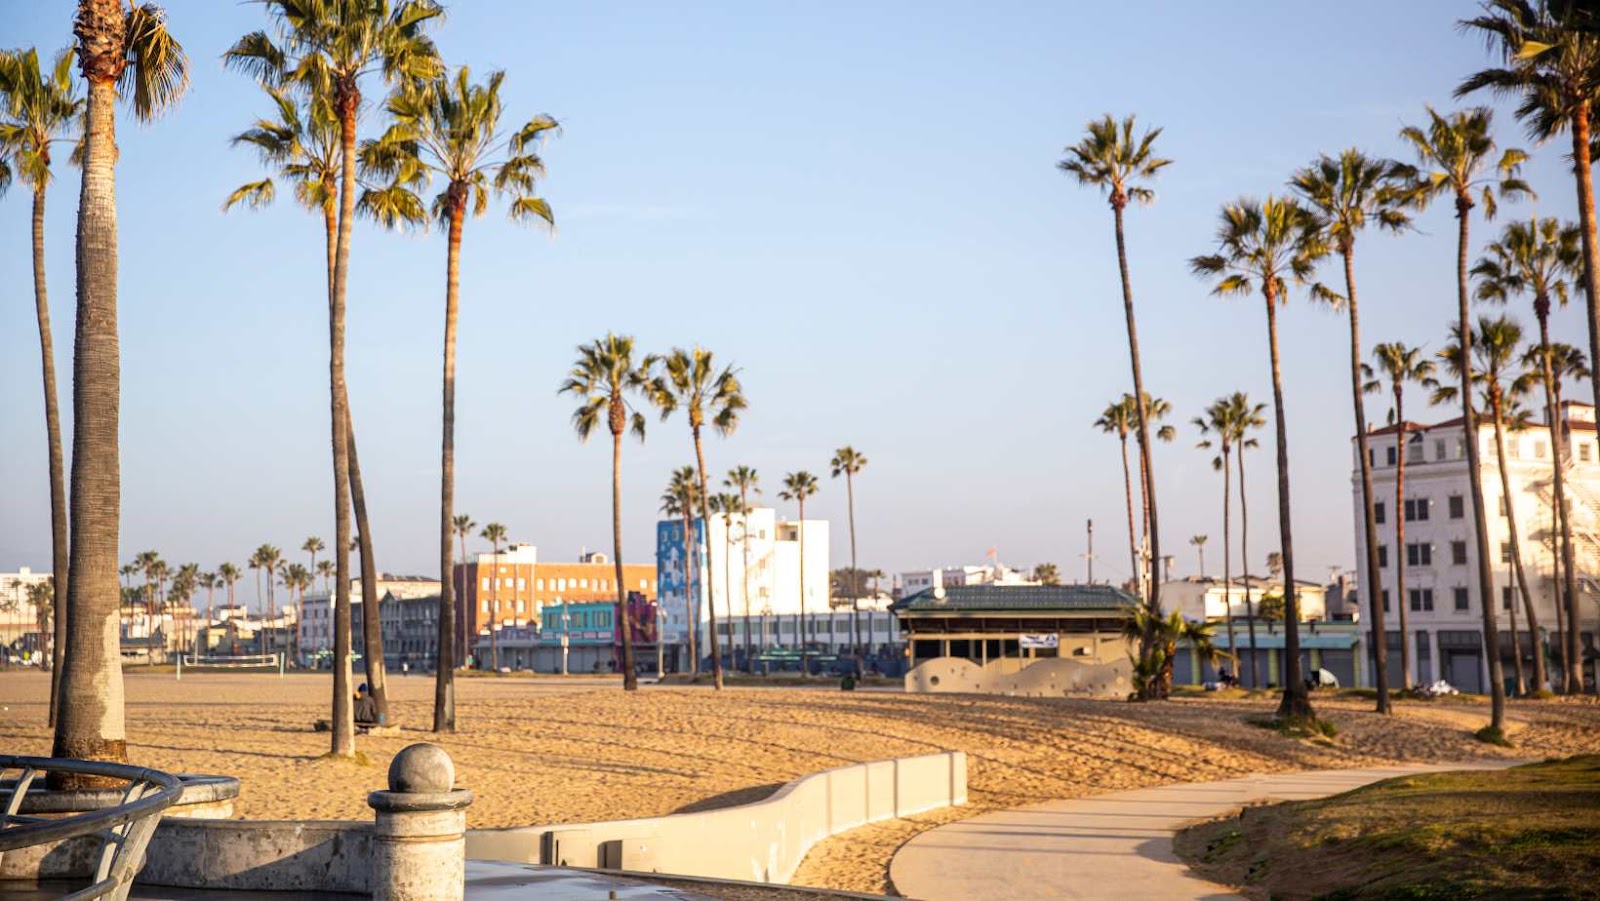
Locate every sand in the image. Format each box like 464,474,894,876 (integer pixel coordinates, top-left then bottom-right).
3,670,1597,896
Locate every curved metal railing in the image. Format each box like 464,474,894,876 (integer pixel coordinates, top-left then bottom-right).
0,755,183,901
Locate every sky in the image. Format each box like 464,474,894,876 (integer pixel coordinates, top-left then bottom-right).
3,0,1597,610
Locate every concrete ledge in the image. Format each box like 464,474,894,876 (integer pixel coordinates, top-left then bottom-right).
465,751,968,885
139,818,372,893
906,656,1131,698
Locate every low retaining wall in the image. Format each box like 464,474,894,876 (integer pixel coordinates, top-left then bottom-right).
140,819,372,894
465,750,968,885
905,656,1132,698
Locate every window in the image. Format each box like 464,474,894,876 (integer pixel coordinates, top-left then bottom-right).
1374,502,1386,525
1448,495,1465,520
1451,541,1468,565
516,600,525,613
1408,588,1434,612
1435,439,1447,461
1501,586,1515,611
480,577,489,590
1406,438,1423,463
1582,443,1594,462
1404,498,1430,522
1406,543,1432,566
1385,445,1398,466
1500,541,1513,564
536,579,544,591
1508,440,1521,459
1454,587,1470,611
517,578,526,590
1378,545,1389,568
1382,589,1391,613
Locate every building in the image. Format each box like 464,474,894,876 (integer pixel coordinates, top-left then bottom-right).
655,507,829,659
1352,401,1600,693
468,595,660,674
298,575,440,660
898,563,1035,597
894,583,1134,667
0,566,51,657
453,544,658,662
1161,576,1329,623
380,592,440,673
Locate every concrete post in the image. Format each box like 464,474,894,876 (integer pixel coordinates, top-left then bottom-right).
367,743,474,901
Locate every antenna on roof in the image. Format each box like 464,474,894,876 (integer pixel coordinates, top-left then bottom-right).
1081,519,1099,584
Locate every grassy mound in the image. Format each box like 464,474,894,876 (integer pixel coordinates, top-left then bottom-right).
1174,755,1600,899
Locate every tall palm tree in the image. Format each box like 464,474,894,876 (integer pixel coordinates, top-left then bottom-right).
1134,394,1178,583
559,334,656,692
227,0,444,758
1189,535,1208,578
651,347,745,690
1438,317,1546,694
218,562,241,619
53,1,187,772
1196,395,1249,681
779,472,820,676
1291,148,1413,713
199,571,216,635
452,512,475,617
1459,4,1600,542
1095,397,1144,597
0,45,82,728
1400,107,1531,734
360,64,557,711
1478,217,1584,692
255,544,283,654
830,446,869,656
315,559,334,595
302,537,325,591
1060,115,1172,673
480,522,508,673
1191,196,1328,720
712,492,744,665
724,465,761,664
1363,342,1438,692
660,466,702,678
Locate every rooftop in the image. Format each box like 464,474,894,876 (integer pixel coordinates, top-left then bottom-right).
892,583,1136,614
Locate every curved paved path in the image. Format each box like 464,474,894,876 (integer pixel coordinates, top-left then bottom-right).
889,761,1516,901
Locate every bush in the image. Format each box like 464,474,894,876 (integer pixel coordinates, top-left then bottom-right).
1474,725,1513,747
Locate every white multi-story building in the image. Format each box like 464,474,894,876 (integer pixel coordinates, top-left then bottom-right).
1353,401,1600,693
298,575,440,658
656,506,829,650
1162,576,1328,623
0,566,52,656
899,563,1034,596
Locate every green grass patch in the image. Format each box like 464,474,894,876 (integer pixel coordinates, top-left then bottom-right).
1246,714,1338,739
1475,725,1514,747
1174,755,1600,900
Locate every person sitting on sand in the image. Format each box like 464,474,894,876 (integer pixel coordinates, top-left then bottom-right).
354,683,379,727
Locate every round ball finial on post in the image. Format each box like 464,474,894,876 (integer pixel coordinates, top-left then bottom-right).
368,744,474,901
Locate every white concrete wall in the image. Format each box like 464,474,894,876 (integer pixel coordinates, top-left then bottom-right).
464,751,966,885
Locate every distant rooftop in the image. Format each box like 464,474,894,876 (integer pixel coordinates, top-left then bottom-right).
892,583,1135,614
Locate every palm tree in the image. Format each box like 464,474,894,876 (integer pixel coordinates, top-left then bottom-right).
1030,563,1062,586
360,63,557,709
1135,394,1178,583
50,1,186,771
1095,397,1144,598
779,472,820,676
218,562,241,620
254,544,282,654
199,571,217,638
559,334,656,692
227,0,444,758
1191,196,1328,721
660,466,702,678
316,558,334,595
1478,217,1585,692
1189,535,1208,577
302,537,325,590
1060,115,1172,673
452,512,475,612
1291,149,1413,713
0,45,82,728
1362,342,1438,693
480,522,508,673
1196,395,1246,683
1400,107,1532,735
712,492,744,666
830,446,869,656
651,347,745,690
1121,608,1228,698
1438,317,1546,694
1459,3,1600,533
724,465,761,664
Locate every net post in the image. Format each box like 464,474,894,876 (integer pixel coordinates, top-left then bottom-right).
176,652,182,681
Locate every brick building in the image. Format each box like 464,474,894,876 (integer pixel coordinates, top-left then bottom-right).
453,543,657,661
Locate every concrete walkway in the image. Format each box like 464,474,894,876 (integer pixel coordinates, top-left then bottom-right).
889,762,1515,901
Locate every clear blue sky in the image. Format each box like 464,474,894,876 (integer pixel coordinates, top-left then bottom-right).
2,0,1594,608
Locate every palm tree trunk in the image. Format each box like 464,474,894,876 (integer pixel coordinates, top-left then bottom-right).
1264,287,1311,720
1238,434,1258,689
1552,496,1570,688
741,485,753,669
31,182,69,730
347,407,386,715
1491,391,1545,692
1570,106,1600,692
1118,429,1140,597
1536,306,1580,693
798,496,809,677
328,86,358,757
1343,249,1389,712
848,472,861,658
1111,202,1163,670
1456,198,1506,731
434,195,464,728
692,427,723,689
1394,413,1413,690
1222,447,1236,674
1505,572,1525,694
611,428,638,691
682,506,698,677
52,23,127,775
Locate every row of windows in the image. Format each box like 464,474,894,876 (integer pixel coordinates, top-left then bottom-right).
1371,436,1596,467
1374,495,1467,524
1381,587,1467,613
1378,539,1528,568
478,576,653,592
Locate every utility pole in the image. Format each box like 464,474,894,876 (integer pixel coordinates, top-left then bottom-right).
1084,519,1095,583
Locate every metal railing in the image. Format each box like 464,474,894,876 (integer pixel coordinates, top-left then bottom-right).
0,755,183,901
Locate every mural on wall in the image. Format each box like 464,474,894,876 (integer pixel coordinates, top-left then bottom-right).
655,518,708,644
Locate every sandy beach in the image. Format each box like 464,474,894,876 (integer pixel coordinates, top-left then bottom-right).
3,670,1597,895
